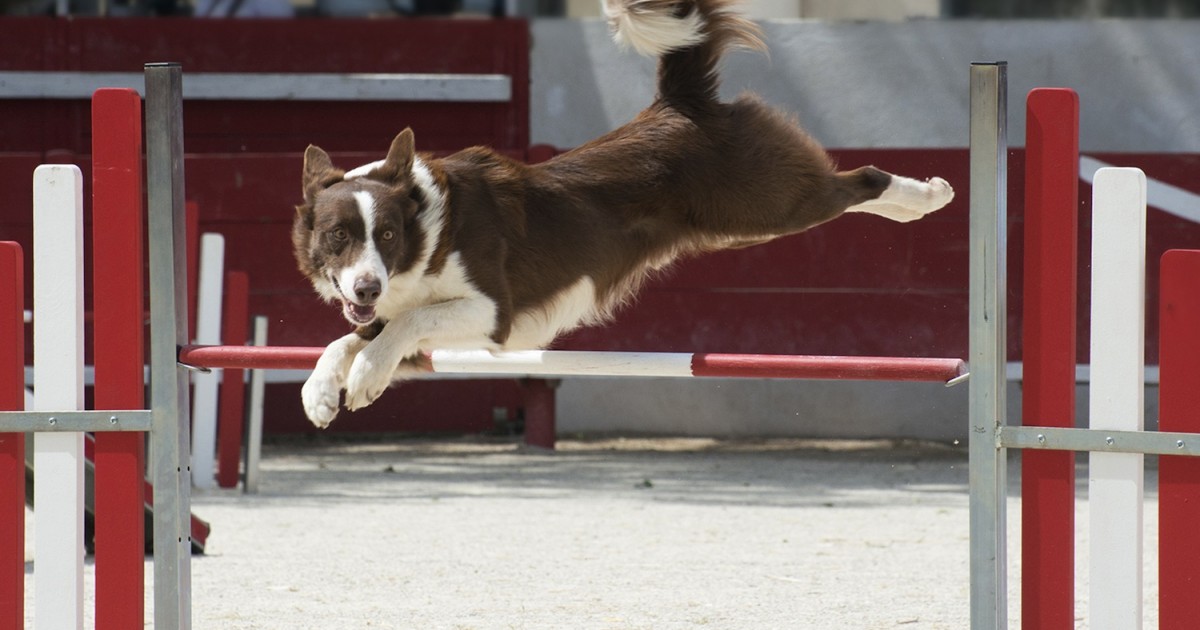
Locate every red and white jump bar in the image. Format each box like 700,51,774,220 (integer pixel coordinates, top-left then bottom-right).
177,345,968,384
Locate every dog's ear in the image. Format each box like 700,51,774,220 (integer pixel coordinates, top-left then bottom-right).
302,144,344,204
294,203,314,231
375,128,416,184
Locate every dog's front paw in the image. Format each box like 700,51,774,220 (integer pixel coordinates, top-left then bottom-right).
344,350,397,411
302,372,342,429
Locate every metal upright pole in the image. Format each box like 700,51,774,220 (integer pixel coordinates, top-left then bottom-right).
145,62,193,629
969,61,1008,630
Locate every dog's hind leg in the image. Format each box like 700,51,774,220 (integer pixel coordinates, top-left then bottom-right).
843,167,955,223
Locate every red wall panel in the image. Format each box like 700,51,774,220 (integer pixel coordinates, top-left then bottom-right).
6,20,1200,434
0,17,530,153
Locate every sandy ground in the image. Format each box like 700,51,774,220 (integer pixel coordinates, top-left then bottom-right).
22,437,1160,629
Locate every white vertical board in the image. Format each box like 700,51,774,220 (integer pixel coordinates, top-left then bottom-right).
191,233,224,489
32,164,86,630
1088,167,1147,630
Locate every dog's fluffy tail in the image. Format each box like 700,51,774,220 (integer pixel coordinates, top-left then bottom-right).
604,0,763,104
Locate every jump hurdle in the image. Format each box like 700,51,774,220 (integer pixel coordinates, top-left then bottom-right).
177,345,967,381
968,62,1200,629
0,65,194,629
2,62,969,627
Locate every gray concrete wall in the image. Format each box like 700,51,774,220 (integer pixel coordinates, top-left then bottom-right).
556,378,972,441
530,19,1195,440
554,378,1161,442
532,19,1200,152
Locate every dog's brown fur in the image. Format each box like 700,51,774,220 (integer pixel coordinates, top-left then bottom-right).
291,0,952,426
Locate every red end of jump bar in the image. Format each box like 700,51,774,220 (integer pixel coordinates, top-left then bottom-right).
0,242,25,630
691,354,966,382
181,344,324,370
1020,87,1079,630
1159,250,1200,628
91,88,148,629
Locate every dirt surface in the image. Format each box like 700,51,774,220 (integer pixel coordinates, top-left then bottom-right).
22,437,1160,628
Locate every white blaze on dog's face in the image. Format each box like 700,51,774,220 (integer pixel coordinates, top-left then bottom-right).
292,129,428,328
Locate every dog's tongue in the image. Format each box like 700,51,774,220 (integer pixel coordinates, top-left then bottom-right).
344,301,376,324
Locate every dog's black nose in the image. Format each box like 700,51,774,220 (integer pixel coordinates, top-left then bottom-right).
353,277,382,303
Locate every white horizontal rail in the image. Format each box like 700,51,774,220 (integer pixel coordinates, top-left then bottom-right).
1081,156,1200,224
0,410,153,433
1005,362,1160,385
0,71,511,102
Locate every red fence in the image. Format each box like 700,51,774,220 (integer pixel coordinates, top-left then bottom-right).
4,19,1200,435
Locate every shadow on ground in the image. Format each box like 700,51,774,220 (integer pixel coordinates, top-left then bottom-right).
203,436,972,510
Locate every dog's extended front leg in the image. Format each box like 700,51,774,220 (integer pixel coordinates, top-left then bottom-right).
344,296,500,411
302,332,368,428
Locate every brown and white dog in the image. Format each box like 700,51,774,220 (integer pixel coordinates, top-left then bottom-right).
292,0,954,428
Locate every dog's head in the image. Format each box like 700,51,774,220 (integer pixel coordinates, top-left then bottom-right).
292,129,431,328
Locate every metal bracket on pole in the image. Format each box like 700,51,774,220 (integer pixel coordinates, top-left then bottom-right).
145,61,193,630
0,410,151,433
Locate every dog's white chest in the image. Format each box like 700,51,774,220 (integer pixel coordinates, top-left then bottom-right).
504,276,601,350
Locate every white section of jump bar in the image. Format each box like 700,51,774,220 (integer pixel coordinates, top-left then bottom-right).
191,233,224,490
430,349,696,378
1087,167,1147,630
0,71,512,102
32,164,87,630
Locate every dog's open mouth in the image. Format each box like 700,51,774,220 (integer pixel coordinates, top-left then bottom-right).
343,301,376,325
332,276,377,325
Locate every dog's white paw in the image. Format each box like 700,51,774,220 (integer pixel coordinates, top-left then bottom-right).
923,177,955,211
847,175,955,223
344,349,398,411
302,372,341,429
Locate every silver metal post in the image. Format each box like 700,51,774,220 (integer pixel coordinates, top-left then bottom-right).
244,316,268,494
969,61,1008,630
145,62,192,630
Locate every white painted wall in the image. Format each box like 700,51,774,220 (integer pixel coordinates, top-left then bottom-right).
531,19,1200,152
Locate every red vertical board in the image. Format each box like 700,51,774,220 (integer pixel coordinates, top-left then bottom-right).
217,270,249,488
91,88,146,629
1020,87,1079,630
187,200,200,342
0,242,25,630
520,379,557,450
1159,249,1200,628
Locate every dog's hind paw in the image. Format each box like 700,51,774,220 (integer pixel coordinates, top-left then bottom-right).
846,174,955,223
302,373,341,429
923,177,955,211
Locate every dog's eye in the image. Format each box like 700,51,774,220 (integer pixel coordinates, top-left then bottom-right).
332,227,348,241
381,230,395,242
